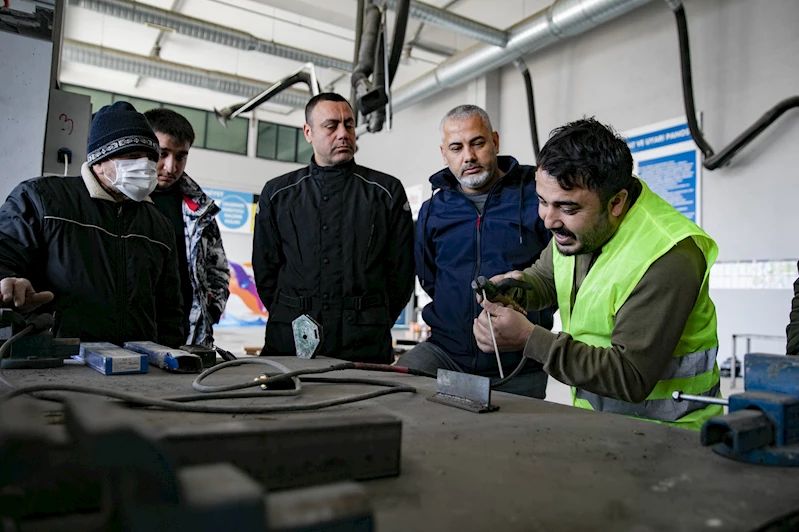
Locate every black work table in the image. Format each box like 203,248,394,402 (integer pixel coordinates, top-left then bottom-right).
7,357,799,532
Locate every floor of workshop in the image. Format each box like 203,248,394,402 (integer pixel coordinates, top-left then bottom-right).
214,326,739,405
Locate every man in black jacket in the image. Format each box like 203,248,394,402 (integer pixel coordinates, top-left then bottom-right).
788,261,799,356
253,93,414,363
0,101,184,347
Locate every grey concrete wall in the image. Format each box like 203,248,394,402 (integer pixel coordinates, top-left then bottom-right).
0,32,52,201
356,85,472,195
495,0,799,362
357,0,799,363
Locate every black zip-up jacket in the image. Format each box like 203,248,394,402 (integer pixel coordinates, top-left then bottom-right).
0,165,184,346
253,158,414,363
788,260,799,355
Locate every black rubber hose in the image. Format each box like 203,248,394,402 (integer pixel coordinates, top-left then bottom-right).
351,4,381,91
516,60,540,160
704,96,799,170
491,356,527,390
672,4,799,170
352,0,365,71
673,4,714,159
0,382,416,414
369,30,387,132
386,0,410,86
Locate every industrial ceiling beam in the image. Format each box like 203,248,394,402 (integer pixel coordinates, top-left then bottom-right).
62,39,311,108
67,0,354,72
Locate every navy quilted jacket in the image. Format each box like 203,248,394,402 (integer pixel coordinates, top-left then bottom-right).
417,156,554,376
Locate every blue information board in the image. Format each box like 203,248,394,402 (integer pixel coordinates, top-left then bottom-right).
638,150,698,223
205,187,255,233
624,118,702,225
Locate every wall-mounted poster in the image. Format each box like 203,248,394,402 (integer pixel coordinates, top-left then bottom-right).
624,117,702,225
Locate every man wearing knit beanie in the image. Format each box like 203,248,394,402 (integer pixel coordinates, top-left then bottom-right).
0,101,185,347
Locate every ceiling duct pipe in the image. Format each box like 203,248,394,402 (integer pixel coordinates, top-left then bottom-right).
350,0,366,112
215,63,321,126
384,0,508,47
390,0,654,113
62,40,310,108
350,3,381,109
67,0,353,72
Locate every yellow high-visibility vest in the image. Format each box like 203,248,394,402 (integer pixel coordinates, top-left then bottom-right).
552,179,722,430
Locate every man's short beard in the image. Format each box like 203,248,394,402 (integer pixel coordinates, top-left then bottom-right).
456,169,492,190
554,211,614,257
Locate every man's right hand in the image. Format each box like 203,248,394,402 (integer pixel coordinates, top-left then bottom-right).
474,270,528,314
489,270,526,285
0,278,54,312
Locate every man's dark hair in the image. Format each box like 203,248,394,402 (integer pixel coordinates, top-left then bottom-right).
143,108,195,146
537,117,634,205
305,93,352,126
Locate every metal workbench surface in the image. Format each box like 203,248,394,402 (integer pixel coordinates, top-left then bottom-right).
6,357,799,532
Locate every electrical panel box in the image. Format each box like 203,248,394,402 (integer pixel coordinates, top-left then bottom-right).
42,89,91,176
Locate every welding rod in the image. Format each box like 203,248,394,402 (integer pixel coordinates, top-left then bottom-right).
482,289,505,379
672,391,729,406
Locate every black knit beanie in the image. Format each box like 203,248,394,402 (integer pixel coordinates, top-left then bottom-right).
87,102,160,165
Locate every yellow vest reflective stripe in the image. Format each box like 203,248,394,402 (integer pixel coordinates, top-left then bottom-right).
553,179,722,431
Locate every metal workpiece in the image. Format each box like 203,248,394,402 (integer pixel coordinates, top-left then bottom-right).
161,414,402,490
292,314,323,359
427,369,498,413
0,395,380,531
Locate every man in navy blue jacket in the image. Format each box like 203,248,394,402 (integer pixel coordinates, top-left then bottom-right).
397,105,553,398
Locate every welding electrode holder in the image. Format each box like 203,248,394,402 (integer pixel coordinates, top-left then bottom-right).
471,276,533,302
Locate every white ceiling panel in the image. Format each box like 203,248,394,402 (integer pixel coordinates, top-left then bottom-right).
64,6,105,46
158,32,241,73
100,16,162,54
271,18,354,63
136,0,177,10
179,0,276,42
60,0,539,123
232,48,317,82
61,61,144,92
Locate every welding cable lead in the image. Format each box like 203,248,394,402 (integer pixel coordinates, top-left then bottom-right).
482,289,505,379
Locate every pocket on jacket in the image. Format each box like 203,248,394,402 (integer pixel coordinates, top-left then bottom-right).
362,211,377,265
340,307,392,359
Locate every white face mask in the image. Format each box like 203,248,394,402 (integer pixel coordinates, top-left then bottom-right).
111,157,158,202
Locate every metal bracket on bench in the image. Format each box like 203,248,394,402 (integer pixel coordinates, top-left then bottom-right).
427,369,499,413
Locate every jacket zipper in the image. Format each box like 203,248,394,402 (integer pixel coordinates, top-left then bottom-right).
363,223,376,265
116,205,126,345
465,182,501,372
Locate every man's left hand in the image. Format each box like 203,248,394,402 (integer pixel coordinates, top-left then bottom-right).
473,300,534,353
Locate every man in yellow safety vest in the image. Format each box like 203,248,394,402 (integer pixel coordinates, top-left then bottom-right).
474,117,722,430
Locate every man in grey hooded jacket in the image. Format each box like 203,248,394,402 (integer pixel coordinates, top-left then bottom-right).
145,108,230,347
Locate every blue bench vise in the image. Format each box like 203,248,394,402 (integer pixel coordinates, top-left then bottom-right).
700,353,799,466
0,309,80,369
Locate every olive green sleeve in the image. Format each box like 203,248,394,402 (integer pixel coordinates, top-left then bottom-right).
505,240,558,311
522,238,706,403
